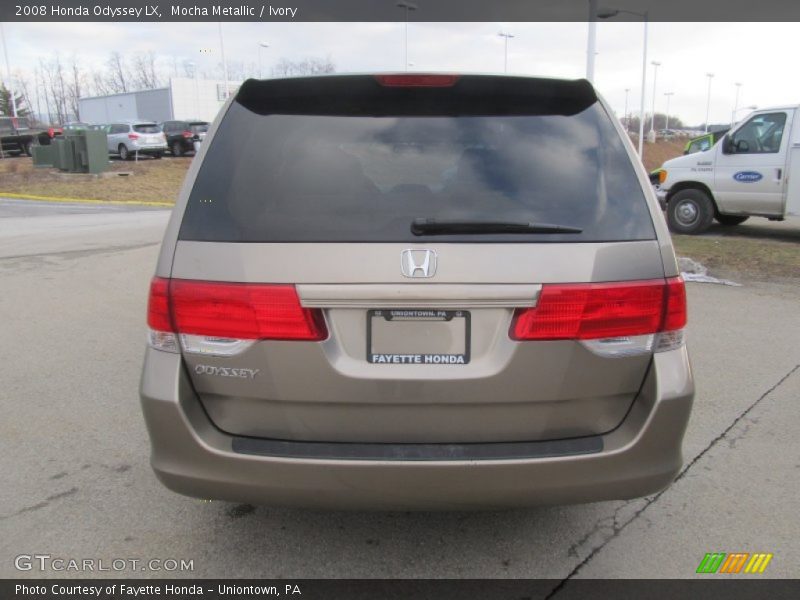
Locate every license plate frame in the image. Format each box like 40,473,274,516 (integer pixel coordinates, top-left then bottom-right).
366,309,471,365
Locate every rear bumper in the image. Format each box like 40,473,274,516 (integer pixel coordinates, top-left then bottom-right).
139,347,693,510
131,145,167,154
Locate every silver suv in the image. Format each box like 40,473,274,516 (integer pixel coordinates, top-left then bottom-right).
106,121,167,160
140,74,694,509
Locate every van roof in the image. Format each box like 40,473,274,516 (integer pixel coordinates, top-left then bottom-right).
235,73,598,117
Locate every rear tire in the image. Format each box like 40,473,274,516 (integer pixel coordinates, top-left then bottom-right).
153,152,162,159
715,214,749,226
23,142,33,157
667,189,715,235
171,142,183,157
118,144,130,160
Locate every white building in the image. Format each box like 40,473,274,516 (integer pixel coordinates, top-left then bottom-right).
78,77,241,124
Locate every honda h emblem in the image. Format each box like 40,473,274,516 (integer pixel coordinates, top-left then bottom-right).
400,249,437,278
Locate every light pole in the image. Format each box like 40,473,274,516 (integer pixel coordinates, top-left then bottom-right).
586,0,598,82
623,87,630,132
732,105,757,126
731,82,742,126
599,8,648,158
498,31,514,74
664,92,674,130
258,42,269,79
648,61,660,142
704,72,714,133
396,2,417,72
0,23,18,118
187,61,199,119
218,23,230,99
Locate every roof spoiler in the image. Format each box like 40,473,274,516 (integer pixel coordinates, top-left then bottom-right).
235,74,597,117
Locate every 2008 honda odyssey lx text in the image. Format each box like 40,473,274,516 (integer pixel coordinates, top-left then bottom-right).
140,74,694,510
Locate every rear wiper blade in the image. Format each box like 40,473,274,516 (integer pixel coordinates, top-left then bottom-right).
411,218,582,236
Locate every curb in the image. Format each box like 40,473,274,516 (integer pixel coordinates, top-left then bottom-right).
0,192,174,208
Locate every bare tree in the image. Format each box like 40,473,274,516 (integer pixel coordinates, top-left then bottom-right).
66,57,85,120
13,71,37,124
90,70,112,97
37,60,53,124
131,51,162,90
41,56,69,124
106,51,129,93
271,56,336,78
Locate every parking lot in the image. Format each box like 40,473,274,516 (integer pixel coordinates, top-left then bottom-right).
1,197,798,584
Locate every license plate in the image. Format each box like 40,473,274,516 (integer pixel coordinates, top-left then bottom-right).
367,309,470,365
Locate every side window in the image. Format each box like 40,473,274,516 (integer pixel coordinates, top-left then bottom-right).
730,112,787,154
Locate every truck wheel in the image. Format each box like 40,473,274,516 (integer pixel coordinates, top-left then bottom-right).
667,189,715,235
171,142,183,157
119,144,130,160
23,142,33,157
715,214,749,226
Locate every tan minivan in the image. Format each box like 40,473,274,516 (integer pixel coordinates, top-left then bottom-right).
140,74,693,509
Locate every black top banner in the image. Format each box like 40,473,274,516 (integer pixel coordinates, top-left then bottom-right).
4,579,800,600
4,0,800,22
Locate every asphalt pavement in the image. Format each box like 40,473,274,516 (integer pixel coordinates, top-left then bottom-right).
1,198,798,585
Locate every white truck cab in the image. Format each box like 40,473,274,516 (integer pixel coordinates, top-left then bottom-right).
655,105,800,234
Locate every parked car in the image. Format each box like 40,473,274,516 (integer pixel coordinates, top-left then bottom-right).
160,120,210,156
0,116,36,156
105,121,167,160
141,73,693,509
655,106,800,233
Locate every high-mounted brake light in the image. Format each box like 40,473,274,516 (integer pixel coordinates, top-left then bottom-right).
510,277,687,356
146,277,327,354
374,74,460,88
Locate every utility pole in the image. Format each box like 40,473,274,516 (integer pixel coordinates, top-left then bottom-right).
498,32,514,74
396,2,417,71
586,0,598,82
218,23,230,99
704,73,714,133
0,23,18,117
664,92,674,130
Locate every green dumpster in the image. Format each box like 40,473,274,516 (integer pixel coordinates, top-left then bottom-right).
32,144,56,168
67,129,108,174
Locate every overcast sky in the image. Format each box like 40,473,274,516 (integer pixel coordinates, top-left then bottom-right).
3,21,798,125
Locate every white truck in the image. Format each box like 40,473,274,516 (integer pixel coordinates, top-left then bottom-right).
655,105,800,234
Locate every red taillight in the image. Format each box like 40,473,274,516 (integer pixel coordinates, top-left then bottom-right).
147,277,173,332
511,277,687,341
166,279,327,341
181,131,193,138
128,133,139,140
374,74,460,87
662,276,687,331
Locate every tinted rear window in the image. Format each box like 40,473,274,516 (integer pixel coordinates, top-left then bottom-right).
179,81,654,243
134,124,160,133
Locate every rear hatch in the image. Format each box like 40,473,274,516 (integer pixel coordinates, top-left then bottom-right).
163,74,671,444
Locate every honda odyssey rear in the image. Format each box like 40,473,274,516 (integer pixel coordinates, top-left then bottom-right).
140,74,694,509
